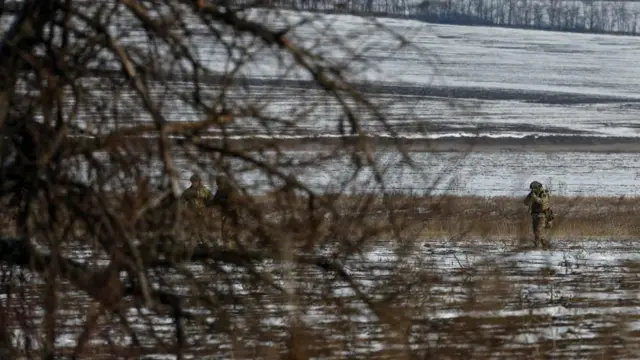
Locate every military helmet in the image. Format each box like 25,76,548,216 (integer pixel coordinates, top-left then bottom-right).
529,180,542,190
190,173,202,182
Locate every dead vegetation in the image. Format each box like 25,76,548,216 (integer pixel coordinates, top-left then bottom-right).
249,193,640,241
4,193,640,242
373,194,640,240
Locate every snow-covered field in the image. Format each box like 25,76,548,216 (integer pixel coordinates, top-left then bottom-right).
216,86,640,138
68,149,640,197
6,8,635,196
356,151,640,197
202,9,640,98
175,9,640,139
10,239,640,358
9,8,638,140
163,151,640,197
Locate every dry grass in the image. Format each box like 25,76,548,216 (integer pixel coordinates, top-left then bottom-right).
4,194,638,242
377,195,640,240
396,195,640,240
307,194,640,241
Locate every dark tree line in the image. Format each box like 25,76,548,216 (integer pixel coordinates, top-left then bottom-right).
3,0,638,35
413,0,640,34
244,0,640,35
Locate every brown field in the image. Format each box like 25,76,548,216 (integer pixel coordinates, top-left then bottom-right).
256,193,640,241
373,194,640,241
3,194,638,241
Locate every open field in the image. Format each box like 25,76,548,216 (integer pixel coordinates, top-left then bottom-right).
206,81,640,141
166,11,640,140
203,9,640,97
7,9,640,143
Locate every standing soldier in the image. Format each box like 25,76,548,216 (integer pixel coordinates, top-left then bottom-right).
180,173,215,252
212,174,241,247
523,181,553,249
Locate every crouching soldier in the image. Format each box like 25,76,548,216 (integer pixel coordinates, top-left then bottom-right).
524,181,554,250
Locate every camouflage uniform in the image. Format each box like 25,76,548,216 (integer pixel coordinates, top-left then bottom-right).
181,183,214,213
523,181,552,249
180,174,214,252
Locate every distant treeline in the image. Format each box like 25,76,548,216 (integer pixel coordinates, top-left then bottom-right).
2,0,638,35
247,0,640,35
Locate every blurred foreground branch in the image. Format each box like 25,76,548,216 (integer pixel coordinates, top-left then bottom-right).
0,0,440,358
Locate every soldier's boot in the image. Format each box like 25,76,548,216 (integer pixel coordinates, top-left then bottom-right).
539,237,550,250
218,217,227,247
532,230,541,248
532,238,540,249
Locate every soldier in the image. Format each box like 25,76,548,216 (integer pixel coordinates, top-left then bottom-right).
212,175,239,217
523,180,553,249
180,173,215,253
181,173,214,212
212,174,242,247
